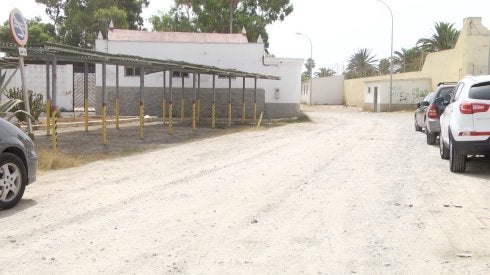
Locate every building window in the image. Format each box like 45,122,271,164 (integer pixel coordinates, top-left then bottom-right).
172,71,189,78
125,66,141,77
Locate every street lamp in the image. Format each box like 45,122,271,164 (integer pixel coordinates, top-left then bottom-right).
296,32,313,106
376,0,393,112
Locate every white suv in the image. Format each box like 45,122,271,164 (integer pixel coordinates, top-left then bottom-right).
438,75,490,172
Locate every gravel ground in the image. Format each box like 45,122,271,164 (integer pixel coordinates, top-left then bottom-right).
0,105,489,274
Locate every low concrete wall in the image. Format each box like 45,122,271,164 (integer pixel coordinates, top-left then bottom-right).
95,87,301,119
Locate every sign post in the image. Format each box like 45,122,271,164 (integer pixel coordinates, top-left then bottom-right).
9,8,31,134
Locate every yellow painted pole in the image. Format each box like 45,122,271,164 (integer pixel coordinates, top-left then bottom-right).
84,97,88,131
168,102,173,133
180,98,184,122
228,102,232,127
162,98,166,127
51,111,57,153
45,99,51,136
197,99,201,123
115,98,120,130
102,104,107,145
212,103,216,129
242,102,246,124
139,103,144,139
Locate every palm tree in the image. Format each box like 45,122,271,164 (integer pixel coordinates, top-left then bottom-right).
315,67,336,78
303,58,316,79
417,22,460,52
345,48,378,79
394,47,423,72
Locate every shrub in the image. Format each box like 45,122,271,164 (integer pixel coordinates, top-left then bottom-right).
3,88,44,122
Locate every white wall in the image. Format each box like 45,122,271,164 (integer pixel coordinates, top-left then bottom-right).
364,78,431,105
95,39,303,104
1,64,73,111
301,75,344,105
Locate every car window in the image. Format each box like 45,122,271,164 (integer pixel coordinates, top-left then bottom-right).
438,87,454,98
423,93,432,102
469,81,490,100
452,83,465,102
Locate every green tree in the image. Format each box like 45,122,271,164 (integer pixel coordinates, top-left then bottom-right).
314,67,335,78
394,47,423,72
417,22,460,52
150,0,294,49
378,58,390,75
0,17,56,46
345,48,378,79
35,0,149,47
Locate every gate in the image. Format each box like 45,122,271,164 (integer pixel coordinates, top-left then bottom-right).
73,72,95,112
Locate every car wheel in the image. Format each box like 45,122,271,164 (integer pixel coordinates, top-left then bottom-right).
414,116,422,132
426,131,436,145
439,135,449,159
449,136,466,173
0,153,27,210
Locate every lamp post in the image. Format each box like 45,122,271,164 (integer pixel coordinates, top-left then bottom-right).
376,0,393,112
296,32,313,106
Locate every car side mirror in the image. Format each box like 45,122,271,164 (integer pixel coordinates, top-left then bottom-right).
416,102,421,108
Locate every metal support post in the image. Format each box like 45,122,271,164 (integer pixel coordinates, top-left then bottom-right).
253,77,257,124
102,62,107,145
162,70,166,126
84,62,89,132
212,75,216,129
242,76,246,124
139,66,145,139
192,73,196,131
115,64,120,129
197,73,201,123
169,70,173,133
45,60,51,136
228,76,232,127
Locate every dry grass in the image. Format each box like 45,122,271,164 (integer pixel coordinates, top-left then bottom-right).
37,148,110,171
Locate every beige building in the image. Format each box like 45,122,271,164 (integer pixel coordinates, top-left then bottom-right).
344,17,490,111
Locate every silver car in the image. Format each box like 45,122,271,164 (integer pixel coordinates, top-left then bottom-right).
0,118,37,210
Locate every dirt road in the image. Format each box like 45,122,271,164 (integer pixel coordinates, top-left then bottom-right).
1,106,489,274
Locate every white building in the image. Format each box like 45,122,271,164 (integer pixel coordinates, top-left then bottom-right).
94,28,303,119
300,75,344,105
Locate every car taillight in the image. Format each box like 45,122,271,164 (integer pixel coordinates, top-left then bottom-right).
427,103,438,119
459,101,490,114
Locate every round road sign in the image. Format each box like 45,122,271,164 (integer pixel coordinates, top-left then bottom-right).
9,8,29,47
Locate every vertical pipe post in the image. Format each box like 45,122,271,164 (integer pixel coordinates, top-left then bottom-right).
102,62,107,145
180,74,185,122
45,60,51,136
51,110,57,153
197,73,201,123
242,76,246,124
139,66,145,139
212,75,216,129
52,57,58,137
115,64,120,129
19,56,32,134
84,62,89,132
162,70,166,127
192,73,196,131
169,70,173,133
253,77,257,124
228,76,232,127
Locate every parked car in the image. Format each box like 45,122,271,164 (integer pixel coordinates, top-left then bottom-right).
424,82,456,144
414,92,434,132
0,118,37,209
437,75,490,172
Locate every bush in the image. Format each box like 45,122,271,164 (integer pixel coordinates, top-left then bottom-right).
3,88,44,122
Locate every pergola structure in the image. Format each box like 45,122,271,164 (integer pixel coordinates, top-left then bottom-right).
0,42,280,146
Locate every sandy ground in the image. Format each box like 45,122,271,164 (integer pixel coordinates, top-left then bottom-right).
0,105,489,274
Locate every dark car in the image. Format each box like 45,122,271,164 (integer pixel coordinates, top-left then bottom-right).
414,92,434,132
424,82,456,144
0,118,37,210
